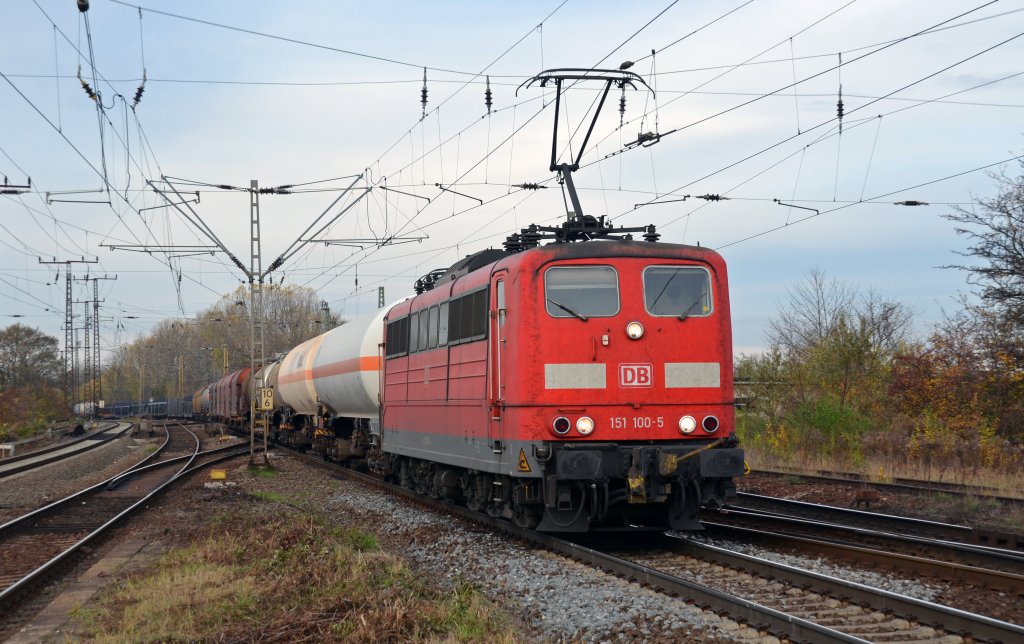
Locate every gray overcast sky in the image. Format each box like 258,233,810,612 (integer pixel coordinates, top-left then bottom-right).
2,0,1023,356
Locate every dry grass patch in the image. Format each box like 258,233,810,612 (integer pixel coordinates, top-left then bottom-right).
74,511,520,642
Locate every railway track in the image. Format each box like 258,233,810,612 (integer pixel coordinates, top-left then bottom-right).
751,468,1024,506
0,422,132,480
286,449,1024,642
731,492,1024,552
0,422,249,624
711,503,1024,576
602,532,1023,643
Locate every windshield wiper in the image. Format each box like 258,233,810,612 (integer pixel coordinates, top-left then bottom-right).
547,298,588,322
677,293,708,321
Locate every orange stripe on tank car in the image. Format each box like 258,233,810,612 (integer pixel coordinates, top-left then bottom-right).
277,370,307,385
312,356,382,379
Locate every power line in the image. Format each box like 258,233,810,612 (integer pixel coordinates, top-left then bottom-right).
718,154,1024,250
108,0,536,77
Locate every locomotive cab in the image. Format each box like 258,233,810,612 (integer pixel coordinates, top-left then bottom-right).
494,241,744,531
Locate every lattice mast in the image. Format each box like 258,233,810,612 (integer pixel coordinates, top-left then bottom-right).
249,180,268,465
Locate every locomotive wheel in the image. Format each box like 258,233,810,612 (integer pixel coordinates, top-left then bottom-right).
398,459,414,489
461,472,488,512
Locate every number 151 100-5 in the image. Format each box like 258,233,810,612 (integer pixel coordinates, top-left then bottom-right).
609,416,664,429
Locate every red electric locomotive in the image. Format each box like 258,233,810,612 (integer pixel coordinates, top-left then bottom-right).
374,215,744,531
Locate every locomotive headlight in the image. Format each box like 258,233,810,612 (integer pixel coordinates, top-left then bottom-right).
552,416,571,435
702,415,720,433
678,415,697,434
576,416,595,435
626,321,644,340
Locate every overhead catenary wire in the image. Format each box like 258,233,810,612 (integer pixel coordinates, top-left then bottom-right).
309,0,705,296
717,154,1024,250
616,19,1022,215
108,0,544,78
6,1,1021,332
580,0,1002,171
298,0,888,295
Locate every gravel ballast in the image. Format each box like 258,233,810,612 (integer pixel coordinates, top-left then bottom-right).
319,473,750,642
685,533,946,602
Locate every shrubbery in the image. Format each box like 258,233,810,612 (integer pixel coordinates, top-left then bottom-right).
737,278,1023,483
739,167,1024,485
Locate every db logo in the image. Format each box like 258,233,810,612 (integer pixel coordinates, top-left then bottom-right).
619,363,653,388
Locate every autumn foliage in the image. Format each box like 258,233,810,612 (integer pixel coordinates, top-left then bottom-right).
737,278,1024,482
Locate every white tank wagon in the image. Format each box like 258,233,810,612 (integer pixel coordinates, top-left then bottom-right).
310,307,391,419
72,402,96,417
276,334,328,421
271,306,398,459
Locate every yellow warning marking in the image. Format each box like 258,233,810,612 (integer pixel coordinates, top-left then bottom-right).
517,448,531,473
210,469,227,481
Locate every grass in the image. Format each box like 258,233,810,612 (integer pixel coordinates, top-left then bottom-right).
249,490,287,503
73,511,519,642
247,464,278,478
736,410,1024,497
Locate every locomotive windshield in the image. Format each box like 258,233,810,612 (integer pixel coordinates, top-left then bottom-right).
545,266,619,318
643,266,712,317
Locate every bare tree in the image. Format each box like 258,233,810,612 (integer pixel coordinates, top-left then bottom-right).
764,269,912,411
101,284,342,400
767,267,856,360
944,163,1024,327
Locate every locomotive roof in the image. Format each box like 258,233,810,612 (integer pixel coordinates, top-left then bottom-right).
439,238,723,283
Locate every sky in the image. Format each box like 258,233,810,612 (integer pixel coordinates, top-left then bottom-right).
2,0,1023,358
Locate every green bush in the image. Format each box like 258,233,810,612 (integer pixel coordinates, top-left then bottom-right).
788,398,872,460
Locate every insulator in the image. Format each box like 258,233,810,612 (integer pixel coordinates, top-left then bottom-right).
77,0,89,12
485,75,493,114
836,52,845,134
80,80,96,101
696,194,727,201
521,224,542,249
76,65,97,101
643,225,660,243
618,86,626,127
420,67,428,118
503,232,523,253
132,69,147,108
895,200,929,206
